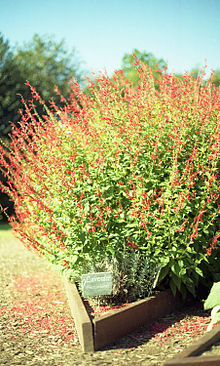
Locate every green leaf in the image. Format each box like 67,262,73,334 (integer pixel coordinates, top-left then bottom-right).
160,257,170,267
211,307,220,325
84,202,90,214
156,265,169,285
204,282,220,310
178,264,187,276
70,255,78,265
169,277,177,296
195,267,203,277
180,282,187,300
171,273,181,291
178,259,184,268
182,275,196,297
171,262,181,277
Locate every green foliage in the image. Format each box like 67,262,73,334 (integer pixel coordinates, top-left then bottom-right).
0,60,219,301
0,33,84,137
0,33,23,136
204,282,220,330
177,66,220,88
0,137,15,220
213,70,220,87
14,34,83,102
190,67,200,80
210,308,220,328
204,282,220,310
121,48,167,86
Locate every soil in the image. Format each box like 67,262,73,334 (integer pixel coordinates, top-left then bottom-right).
0,225,211,366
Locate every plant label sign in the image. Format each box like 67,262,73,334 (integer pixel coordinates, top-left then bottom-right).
82,272,113,297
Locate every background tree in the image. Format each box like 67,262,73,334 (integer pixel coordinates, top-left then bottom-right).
0,33,84,137
190,67,200,79
189,66,220,87
0,33,23,136
121,48,167,87
14,34,84,101
212,69,220,87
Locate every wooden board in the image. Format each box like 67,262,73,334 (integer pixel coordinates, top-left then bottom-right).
164,324,220,366
64,278,183,352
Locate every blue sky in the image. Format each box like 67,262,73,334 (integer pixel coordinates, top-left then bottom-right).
0,0,219,77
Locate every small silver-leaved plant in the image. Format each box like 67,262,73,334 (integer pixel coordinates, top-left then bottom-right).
72,249,159,305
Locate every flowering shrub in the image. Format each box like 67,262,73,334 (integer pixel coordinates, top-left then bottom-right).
0,59,219,300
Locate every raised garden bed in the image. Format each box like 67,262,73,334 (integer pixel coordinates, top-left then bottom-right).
63,277,183,352
164,323,220,366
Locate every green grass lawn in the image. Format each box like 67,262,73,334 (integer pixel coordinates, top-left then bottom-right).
0,222,13,239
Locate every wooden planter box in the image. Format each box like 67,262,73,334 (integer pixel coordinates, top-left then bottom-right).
164,324,220,366
64,277,183,352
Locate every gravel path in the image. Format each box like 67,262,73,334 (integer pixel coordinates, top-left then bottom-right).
0,227,211,365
